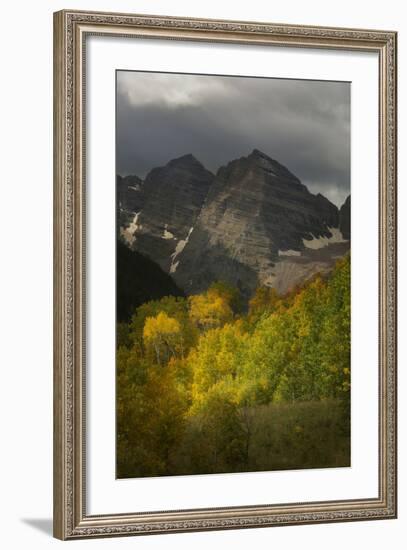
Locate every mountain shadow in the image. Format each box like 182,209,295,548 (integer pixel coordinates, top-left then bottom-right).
117,240,184,321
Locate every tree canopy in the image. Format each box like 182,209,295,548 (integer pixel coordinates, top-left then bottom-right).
117,255,351,478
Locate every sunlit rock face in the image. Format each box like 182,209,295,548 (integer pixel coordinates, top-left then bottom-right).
173,149,348,296
118,149,350,297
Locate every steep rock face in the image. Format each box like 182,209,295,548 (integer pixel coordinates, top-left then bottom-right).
339,195,351,240
118,149,350,298
173,150,346,296
120,154,214,272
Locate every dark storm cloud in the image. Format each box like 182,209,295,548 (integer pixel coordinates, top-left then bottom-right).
117,71,350,207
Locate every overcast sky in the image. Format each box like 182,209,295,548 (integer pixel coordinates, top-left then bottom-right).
116,71,350,207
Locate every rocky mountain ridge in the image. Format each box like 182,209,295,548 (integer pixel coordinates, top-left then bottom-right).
118,149,350,297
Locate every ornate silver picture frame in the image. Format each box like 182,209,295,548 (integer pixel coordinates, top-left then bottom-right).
53,9,397,540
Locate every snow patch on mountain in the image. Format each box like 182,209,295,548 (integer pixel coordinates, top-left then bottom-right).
302,227,346,250
278,249,301,257
120,212,141,245
169,227,194,273
162,225,176,240
170,261,180,274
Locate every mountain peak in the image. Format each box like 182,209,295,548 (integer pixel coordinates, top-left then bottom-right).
247,149,300,183
167,153,205,169
340,194,351,209
249,148,272,161
119,150,350,299
339,195,351,240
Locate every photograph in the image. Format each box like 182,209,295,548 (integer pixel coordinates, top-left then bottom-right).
52,8,397,539
115,71,351,479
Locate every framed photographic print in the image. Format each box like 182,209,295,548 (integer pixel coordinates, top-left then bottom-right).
53,9,397,540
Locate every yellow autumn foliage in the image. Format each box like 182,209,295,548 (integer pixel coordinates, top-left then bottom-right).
188,288,233,330
117,255,351,478
143,311,181,341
